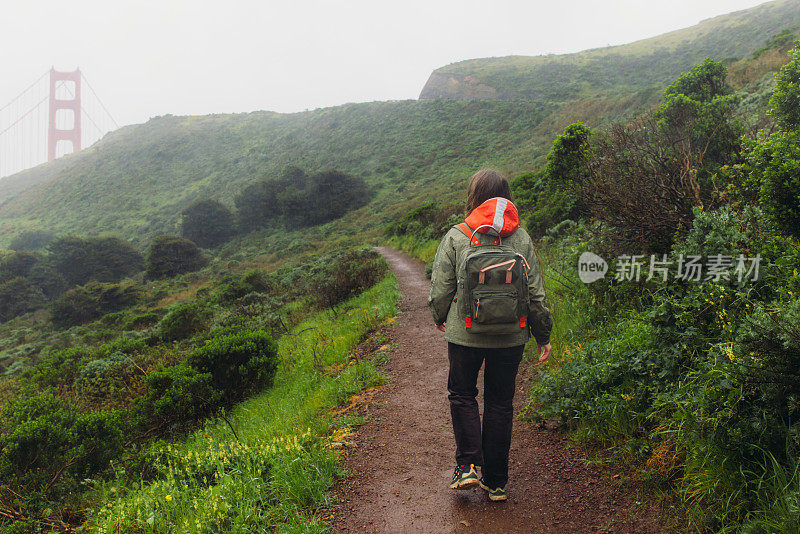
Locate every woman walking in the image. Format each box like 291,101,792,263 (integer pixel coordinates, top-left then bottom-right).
428,169,553,501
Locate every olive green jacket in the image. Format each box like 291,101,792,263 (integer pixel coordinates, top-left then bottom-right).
428,226,552,349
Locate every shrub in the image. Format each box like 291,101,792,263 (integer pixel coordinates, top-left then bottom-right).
49,282,142,328
235,166,307,232
158,302,213,341
180,199,236,248
512,123,589,237
215,270,274,304
121,310,164,330
187,328,278,403
0,277,46,322
770,45,800,131
0,251,42,281
8,230,55,251
139,363,217,423
0,392,127,494
749,129,800,239
234,166,370,231
145,235,207,279
47,235,143,286
75,352,134,400
310,249,387,309
385,201,462,240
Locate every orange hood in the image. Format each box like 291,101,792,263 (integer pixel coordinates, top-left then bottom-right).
464,197,520,238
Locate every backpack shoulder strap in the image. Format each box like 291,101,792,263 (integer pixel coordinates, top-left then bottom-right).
455,223,482,247
456,223,502,246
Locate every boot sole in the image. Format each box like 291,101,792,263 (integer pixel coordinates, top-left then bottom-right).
450,477,479,490
478,480,507,501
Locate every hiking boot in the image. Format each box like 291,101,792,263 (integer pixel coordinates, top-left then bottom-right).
479,477,507,501
450,464,479,490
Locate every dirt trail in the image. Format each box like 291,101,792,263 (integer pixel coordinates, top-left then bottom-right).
329,247,664,533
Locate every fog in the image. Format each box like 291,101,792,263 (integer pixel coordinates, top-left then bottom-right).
0,0,770,126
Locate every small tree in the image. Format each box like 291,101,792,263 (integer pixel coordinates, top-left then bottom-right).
9,230,54,251
515,123,590,237
750,129,800,239
180,199,236,248
302,170,369,227
50,281,141,328
47,236,143,286
656,58,742,173
145,235,207,279
0,277,46,322
770,44,800,131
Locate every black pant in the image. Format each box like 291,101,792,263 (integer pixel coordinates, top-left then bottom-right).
447,342,524,488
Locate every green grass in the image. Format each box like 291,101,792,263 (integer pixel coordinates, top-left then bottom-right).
386,235,439,264
84,274,399,533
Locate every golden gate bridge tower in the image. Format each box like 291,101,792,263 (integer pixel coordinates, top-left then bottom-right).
47,68,82,162
0,68,118,178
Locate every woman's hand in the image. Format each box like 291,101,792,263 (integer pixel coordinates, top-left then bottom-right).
436,323,446,332
537,343,552,363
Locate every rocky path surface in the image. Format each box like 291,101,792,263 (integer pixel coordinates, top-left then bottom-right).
329,247,664,533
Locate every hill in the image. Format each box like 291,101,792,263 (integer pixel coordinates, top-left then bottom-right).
0,101,556,246
0,0,796,248
419,0,800,101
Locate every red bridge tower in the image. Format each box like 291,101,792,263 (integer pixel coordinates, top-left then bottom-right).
47,68,81,161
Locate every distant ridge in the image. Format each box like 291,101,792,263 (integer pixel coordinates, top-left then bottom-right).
419,0,800,101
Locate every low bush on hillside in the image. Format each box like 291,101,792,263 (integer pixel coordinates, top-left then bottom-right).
384,201,462,241
50,282,142,328
47,236,143,287
180,199,236,249
8,230,55,252
235,166,371,231
157,301,214,342
188,327,279,402
145,235,208,279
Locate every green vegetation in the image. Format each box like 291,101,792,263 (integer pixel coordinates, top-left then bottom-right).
0,241,392,531
424,0,800,102
180,199,236,249
0,100,555,248
234,167,371,230
516,49,800,531
145,235,208,279
0,8,799,532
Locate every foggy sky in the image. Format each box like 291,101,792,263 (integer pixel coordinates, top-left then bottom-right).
0,0,772,127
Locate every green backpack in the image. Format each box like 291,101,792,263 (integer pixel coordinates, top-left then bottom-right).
455,223,530,334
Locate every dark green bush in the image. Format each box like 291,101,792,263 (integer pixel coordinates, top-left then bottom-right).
157,302,213,341
8,230,55,251
50,282,142,328
385,201,462,240
749,129,800,239
0,391,127,494
0,277,46,322
121,310,164,330
769,45,800,131
180,199,236,248
47,235,143,286
74,352,134,399
187,327,278,403
309,249,388,309
215,269,274,304
234,166,370,231
0,251,42,281
145,235,207,279
512,123,588,237
138,363,217,423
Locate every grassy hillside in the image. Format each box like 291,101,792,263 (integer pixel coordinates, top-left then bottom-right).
420,0,800,101
0,100,563,247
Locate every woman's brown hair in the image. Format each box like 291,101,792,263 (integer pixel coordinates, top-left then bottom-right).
465,169,513,214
